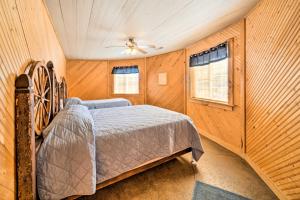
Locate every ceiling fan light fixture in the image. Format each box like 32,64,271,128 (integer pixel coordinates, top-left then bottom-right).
109,37,160,56
131,48,137,55
122,48,137,55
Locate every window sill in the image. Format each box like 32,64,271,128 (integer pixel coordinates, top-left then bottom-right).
189,98,234,111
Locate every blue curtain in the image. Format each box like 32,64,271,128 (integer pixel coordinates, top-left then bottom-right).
190,42,228,67
112,65,139,74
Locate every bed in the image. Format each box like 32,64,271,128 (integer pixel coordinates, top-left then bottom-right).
15,61,204,200
64,97,132,109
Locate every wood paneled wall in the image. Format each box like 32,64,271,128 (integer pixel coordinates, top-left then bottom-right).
108,59,146,105
65,2,299,199
146,50,185,113
67,52,186,110
185,20,246,156
67,58,146,105
67,60,109,100
245,0,300,199
0,0,66,199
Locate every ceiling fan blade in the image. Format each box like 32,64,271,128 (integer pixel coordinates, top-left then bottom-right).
105,45,125,48
137,44,156,49
136,47,148,54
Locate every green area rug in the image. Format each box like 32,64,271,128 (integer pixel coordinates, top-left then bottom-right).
192,181,250,200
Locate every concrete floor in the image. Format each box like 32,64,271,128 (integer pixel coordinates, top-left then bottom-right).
80,137,277,200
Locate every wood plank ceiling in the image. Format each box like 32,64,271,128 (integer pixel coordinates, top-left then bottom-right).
45,0,258,60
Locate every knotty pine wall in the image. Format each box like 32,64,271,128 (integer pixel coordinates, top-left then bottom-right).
186,20,246,156
245,0,300,199
67,58,146,105
67,52,186,112
0,0,66,199
146,50,186,113
67,60,109,100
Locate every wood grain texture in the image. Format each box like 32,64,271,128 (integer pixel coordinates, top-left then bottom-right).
186,20,246,156
108,58,146,105
245,0,300,199
16,0,66,77
67,58,146,104
146,50,185,113
67,60,109,100
0,0,66,199
67,50,186,112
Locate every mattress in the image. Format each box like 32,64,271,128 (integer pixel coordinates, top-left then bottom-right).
90,105,204,183
37,104,204,199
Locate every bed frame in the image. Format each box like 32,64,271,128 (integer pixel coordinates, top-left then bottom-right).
15,61,192,200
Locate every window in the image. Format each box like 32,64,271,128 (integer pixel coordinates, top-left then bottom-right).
189,41,232,105
112,66,139,94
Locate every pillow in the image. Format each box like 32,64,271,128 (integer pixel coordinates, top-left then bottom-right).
43,104,93,138
64,97,82,108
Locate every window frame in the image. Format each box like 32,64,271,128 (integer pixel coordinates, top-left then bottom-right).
188,38,234,109
111,66,141,96
113,73,140,95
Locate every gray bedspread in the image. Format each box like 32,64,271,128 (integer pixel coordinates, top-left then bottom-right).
81,98,132,109
37,105,96,200
90,105,204,183
37,105,203,199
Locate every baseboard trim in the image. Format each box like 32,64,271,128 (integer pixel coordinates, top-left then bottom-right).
244,155,286,200
199,130,243,158
199,132,286,200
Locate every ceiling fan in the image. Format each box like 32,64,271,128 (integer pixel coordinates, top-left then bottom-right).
105,37,163,55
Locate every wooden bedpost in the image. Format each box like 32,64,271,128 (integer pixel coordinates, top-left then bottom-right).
59,77,67,109
15,74,36,200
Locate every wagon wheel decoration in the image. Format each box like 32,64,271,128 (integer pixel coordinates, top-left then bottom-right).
46,60,59,117
26,62,52,136
53,75,59,115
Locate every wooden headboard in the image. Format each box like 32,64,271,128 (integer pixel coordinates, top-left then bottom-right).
15,61,67,199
